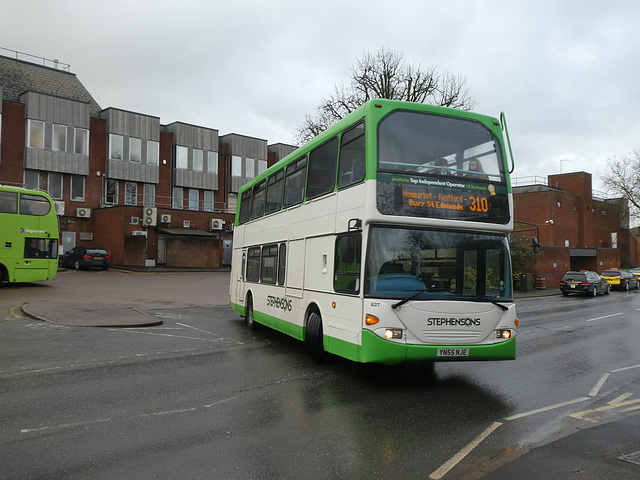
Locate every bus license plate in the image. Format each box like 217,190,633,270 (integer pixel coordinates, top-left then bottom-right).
437,348,469,357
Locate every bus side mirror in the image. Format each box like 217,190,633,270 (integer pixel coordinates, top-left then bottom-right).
532,237,541,253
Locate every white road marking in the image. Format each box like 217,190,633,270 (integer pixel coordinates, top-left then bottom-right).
589,373,610,396
504,397,591,421
586,312,623,322
429,422,502,480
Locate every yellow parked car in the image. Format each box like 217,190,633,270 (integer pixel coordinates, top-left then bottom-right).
600,269,640,291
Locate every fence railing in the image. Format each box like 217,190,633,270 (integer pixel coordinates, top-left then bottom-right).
100,192,236,214
1,47,71,71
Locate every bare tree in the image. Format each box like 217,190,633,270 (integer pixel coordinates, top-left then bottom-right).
601,150,640,224
295,48,476,143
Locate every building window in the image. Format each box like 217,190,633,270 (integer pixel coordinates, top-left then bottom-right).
193,149,203,171
204,190,214,212
53,124,67,152
24,170,40,190
208,151,218,173
176,146,188,169
129,137,142,163
75,128,89,155
125,182,137,205
172,187,183,209
147,140,159,166
246,158,255,179
602,210,608,216
106,179,118,204
28,120,45,149
109,134,123,160
70,175,85,201
611,232,618,248
189,189,199,211
257,159,267,175
48,172,63,200
144,184,155,206
232,155,242,177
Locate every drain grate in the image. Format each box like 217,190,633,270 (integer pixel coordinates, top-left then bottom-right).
619,450,640,467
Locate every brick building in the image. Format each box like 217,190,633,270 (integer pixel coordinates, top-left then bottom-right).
513,172,639,287
0,51,296,268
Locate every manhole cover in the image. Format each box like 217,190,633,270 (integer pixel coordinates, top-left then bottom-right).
619,451,640,467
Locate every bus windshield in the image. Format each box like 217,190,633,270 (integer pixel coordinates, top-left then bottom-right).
377,110,504,182
365,226,512,300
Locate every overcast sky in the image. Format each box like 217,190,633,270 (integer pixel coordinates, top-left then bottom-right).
2,0,639,192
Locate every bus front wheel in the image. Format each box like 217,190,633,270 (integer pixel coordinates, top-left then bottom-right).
306,311,328,363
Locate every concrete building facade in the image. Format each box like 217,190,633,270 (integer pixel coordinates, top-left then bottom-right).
0,51,297,268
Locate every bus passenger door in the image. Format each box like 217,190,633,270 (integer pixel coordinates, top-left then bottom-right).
236,250,246,304
286,239,305,299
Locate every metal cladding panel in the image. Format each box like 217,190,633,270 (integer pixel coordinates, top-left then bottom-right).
268,143,298,162
107,158,159,183
102,109,161,140
25,149,90,175
174,169,218,189
165,122,219,151
229,175,247,193
22,91,90,127
220,134,267,160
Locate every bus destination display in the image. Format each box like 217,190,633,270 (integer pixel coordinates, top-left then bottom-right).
377,173,510,224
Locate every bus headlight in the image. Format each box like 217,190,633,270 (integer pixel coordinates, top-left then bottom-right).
496,329,512,340
385,328,403,339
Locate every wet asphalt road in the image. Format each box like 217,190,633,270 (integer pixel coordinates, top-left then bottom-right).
1,270,640,479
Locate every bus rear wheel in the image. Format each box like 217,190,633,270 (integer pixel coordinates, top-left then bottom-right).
306,311,329,363
245,295,258,330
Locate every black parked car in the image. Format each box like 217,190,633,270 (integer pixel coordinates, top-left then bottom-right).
600,269,640,290
60,247,111,271
559,271,610,296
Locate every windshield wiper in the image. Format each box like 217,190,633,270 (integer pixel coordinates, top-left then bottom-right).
469,296,511,311
392,289,430,310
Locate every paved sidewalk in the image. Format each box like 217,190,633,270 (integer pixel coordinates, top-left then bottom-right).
11,267,231,328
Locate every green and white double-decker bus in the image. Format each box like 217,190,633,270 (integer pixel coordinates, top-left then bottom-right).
230,99,517,365
0,185,59,284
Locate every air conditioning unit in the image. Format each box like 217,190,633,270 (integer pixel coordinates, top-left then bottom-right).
130,216,139,225
142,207,157,226
160,214,172,224
183,220,191,228
210,218,224,231
76,208,91,218
54,201,65,216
